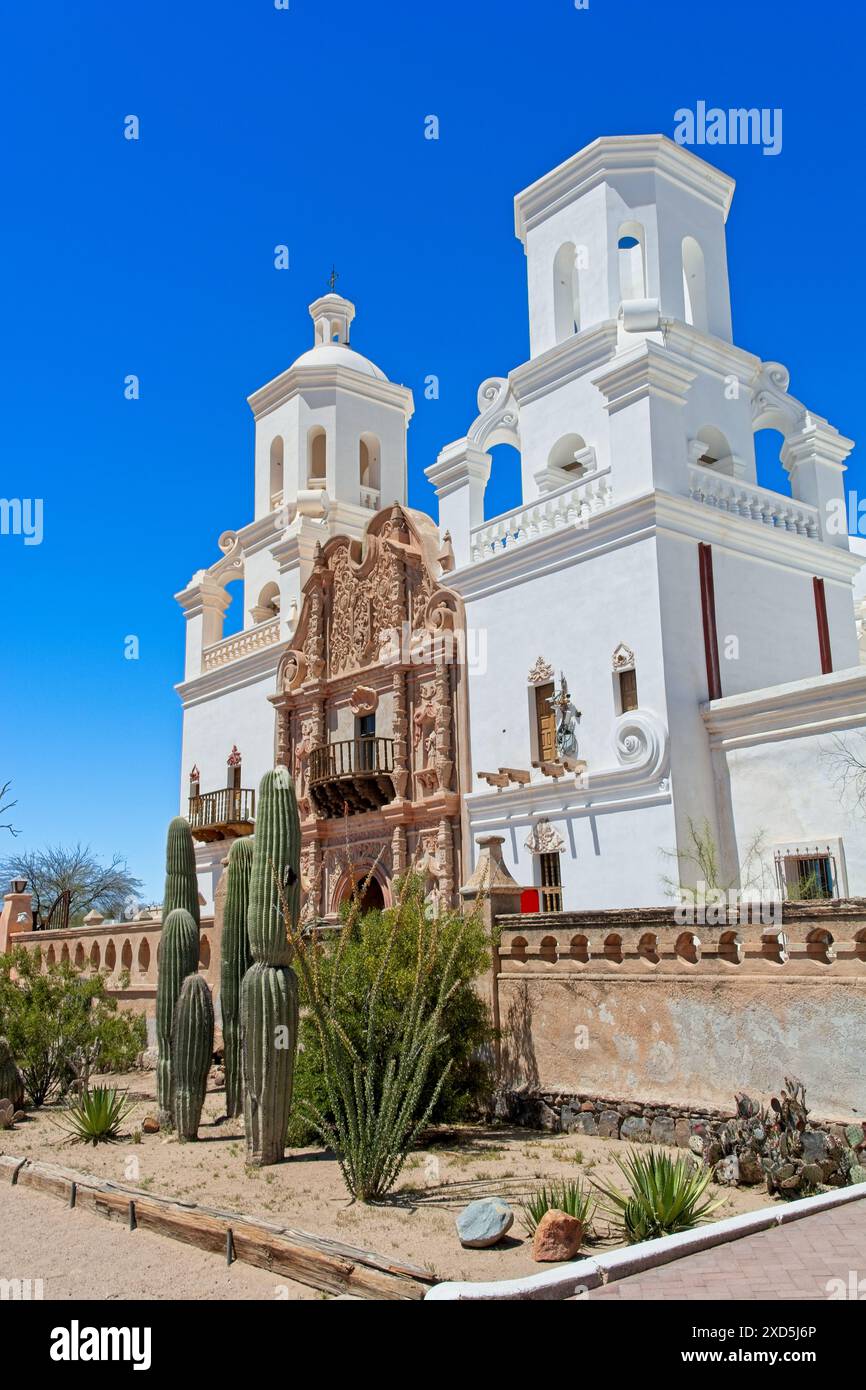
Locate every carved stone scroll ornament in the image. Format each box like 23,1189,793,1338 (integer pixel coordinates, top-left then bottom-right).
527,656,554,685
349,685,378,717
612,643,635,672
468,376,520,452
524,818,566,855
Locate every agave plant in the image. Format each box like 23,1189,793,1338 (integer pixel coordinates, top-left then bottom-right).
55,1086,135,1146
593,1147,722,1244
521,1178,596,1237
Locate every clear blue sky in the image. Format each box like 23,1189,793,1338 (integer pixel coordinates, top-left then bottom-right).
1,0,863,901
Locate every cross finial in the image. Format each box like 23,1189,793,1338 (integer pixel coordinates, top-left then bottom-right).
328,265,339,291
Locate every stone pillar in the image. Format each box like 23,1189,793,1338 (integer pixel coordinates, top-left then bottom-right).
391,824,407,877
392,669,409,798
434,658,453,792
592,340,696,497
424,439,491,569
0,887,33,954
437,819,454,904
174,576,232,680
781,423,854,548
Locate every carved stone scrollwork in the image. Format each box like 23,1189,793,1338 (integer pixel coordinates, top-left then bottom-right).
468,376,521,452
527,656,555,685
612,643,635,672
525,819,566,855
612,710,668,780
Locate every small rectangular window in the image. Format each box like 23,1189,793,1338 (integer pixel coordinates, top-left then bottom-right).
356,713,375,771
539,852,563,912
776,851,836,900
619,668,638,713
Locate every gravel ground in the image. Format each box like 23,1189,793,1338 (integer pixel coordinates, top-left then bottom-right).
0,1181,321,1300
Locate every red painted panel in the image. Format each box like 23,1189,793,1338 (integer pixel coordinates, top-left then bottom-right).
520,888,540,914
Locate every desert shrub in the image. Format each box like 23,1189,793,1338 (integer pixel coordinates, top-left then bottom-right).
593,1147,721,1243
55,1086,134,1145
281,872,492,1201
0,947,146,1106
286,874,492,1149
521,1178,596,1237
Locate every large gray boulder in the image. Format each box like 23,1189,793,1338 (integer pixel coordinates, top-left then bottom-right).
456,1197,514,1249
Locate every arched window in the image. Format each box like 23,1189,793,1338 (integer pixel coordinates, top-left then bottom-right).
682,236,708,332
695,425,732,470
618,222,646,301
359,433,381,494
308,427,326,484
269,436,284,504
548,433,590,477
254,581,280,622
553,242,580,342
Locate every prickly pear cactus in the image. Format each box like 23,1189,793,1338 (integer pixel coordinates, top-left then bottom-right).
0,1099,24,1129
221,837,254,1118
163,817,201,927
155,908,200,1125
172,973,214,1141
241,766,301,1165
0,1037,24,1111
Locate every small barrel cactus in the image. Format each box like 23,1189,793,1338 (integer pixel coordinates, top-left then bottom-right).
221,837,254,1118
0,1037,24,1111
155,908,200,1125
163,817,201,926
0,1099,25,1130
172,974,214,1141
241,766,301,1165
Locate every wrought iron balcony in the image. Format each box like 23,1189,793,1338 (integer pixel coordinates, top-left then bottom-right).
188,787,256,842
308,737,396,817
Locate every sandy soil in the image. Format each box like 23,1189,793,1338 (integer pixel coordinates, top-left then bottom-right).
0,1181,320,1300
0,1072,776,1287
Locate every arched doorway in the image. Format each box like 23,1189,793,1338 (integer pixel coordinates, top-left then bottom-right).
353,874,385,915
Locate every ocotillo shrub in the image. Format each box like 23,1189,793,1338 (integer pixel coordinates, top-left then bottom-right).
241,766,300,1165
220,836,254,1117
163,817,201,926
172,973,214,1141
279,870,490,1202
155,908,199,1125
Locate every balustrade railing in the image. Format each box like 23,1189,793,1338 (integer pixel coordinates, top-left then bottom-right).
687,463,820,540
470,469,613,563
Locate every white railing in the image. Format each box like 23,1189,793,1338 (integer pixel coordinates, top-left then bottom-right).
688,463,820,540
470,469,613,563
202,616,282,672
360,485,381,510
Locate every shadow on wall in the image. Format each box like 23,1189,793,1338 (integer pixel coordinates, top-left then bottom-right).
499,979,540,1091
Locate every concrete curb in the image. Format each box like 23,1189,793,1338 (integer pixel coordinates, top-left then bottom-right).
424,1180,866,1301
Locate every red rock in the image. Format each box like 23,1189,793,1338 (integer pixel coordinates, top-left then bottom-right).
532,1209,585,1263
142,1115,160,1134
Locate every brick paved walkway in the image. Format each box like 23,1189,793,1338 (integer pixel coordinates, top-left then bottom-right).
584,1199,866,1300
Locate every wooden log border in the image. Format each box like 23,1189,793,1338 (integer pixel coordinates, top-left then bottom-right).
0,1153,435,1301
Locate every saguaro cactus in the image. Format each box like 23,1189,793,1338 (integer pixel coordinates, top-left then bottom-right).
221,836,254,1118
241,766,300,1165
172,973,215,1141
155,908,200,1125
0,1037,24,1110
163,817,201,926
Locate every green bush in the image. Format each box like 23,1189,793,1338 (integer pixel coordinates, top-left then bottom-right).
281,873,492,1199
286,874,492,1149
593,1147,722,1244
0,947,146,1106
521,1178,596,1237
56,1086,135,1145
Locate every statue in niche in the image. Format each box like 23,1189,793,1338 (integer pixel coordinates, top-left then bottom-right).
549,672,581,767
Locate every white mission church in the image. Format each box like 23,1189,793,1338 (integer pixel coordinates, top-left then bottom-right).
175,134,866,919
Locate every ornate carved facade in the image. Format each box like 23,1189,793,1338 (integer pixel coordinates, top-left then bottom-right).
272,504,465,919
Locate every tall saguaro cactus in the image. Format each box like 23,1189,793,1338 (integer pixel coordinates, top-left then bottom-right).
156,908,199,1125
241,767,300,1166
221,836,254,1117
172,973,215,1140
163,817,201,926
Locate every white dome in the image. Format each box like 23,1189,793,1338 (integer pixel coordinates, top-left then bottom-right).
291,341,387,381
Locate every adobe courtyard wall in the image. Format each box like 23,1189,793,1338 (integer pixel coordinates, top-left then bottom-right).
493,900,866,1120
